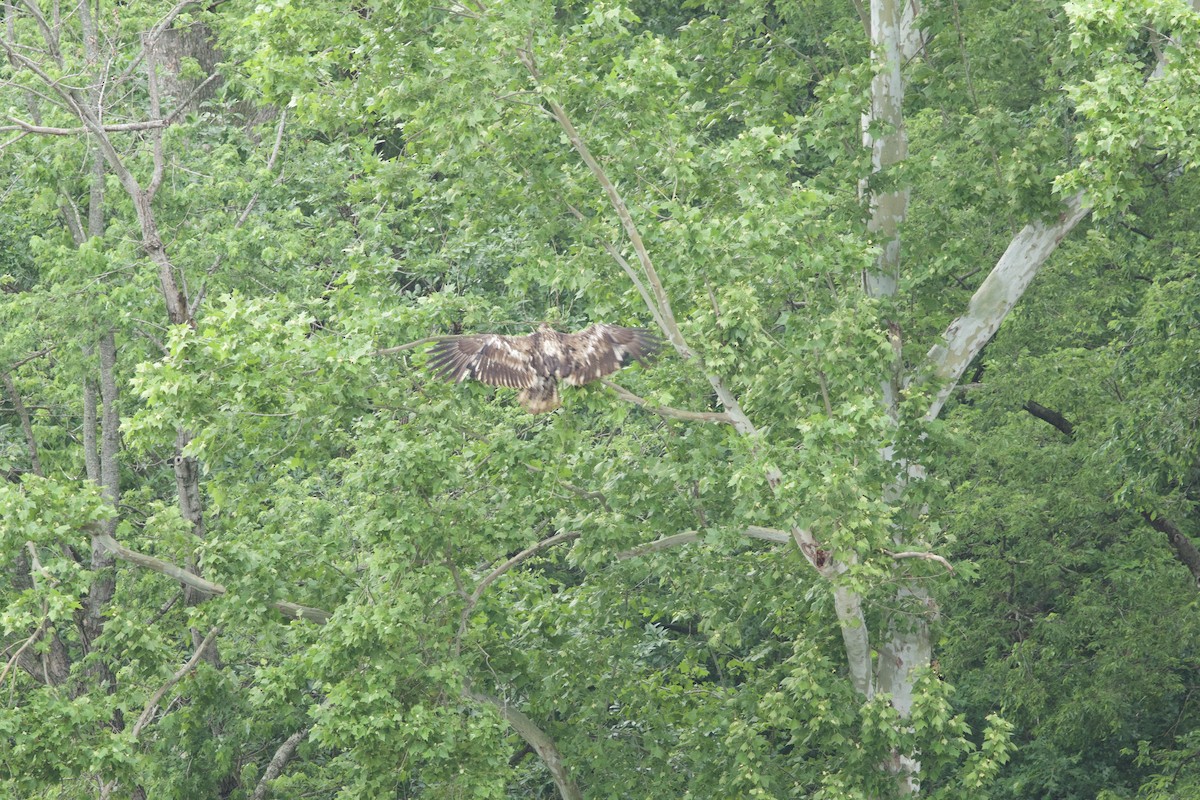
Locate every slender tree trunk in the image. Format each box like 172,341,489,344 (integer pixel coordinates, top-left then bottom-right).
861,0,928,793
81,332,120,694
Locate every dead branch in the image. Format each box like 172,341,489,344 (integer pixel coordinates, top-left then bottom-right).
251,726,311,800
615,524,791,559
2,117,169,135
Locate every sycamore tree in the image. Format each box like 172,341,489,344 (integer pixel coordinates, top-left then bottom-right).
2,0,1199,798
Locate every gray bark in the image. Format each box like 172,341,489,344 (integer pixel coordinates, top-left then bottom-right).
467,689,582,800
251,727,310,800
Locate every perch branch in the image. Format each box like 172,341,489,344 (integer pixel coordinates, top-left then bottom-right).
251,726,311,800
601,380,732,425
456,529,580,649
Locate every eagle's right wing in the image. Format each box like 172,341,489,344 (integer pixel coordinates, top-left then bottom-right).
560,324,660,387
427,334,540,389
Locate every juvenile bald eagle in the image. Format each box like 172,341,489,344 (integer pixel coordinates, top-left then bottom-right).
427,323,660,414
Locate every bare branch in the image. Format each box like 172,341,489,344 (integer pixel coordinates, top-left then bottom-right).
884,549,955,574
925,193,1090,421
601,380,732,425
1023,400,1074,437
615,524,791,559
516,45,758,436
563,201,668,335
114,0,202,86
131,626,220,738
163,72,220,126
1142,513,1200,588
92,532,332,624
0,616,50,692
1,372,43,476
144,35,166,201
16,0,62,67
2,116,169,135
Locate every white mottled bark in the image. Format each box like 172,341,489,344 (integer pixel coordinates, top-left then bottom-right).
924,192,1090,421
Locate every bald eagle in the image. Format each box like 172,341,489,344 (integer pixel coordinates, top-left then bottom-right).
427,323,660,413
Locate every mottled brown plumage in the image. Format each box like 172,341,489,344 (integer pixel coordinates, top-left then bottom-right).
428,323,660,413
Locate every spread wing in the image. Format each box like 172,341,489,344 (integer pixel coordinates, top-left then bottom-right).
427,333,539,388
560,324,660,387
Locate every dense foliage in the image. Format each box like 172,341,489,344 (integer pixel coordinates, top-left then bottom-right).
1,0,1198,798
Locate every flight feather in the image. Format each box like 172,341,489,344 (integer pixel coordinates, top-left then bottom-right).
427,323,660,413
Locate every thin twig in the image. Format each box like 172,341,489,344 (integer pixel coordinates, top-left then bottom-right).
190,110,288,316
113,0,201,86
517,43,757,438
563,201,668,335
375,335,455,357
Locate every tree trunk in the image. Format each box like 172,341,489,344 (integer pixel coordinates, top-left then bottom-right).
862,0,927,793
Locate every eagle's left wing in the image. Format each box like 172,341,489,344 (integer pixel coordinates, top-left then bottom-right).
560,324,660,387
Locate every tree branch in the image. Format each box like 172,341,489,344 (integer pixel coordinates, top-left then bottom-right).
615,525,792,559
1,372,43,476
884,549,955,573
131,626,220,738
456,529,580,649
251,726,310,800
1142,513,1200,588
91,532,332,624
925,192,1091,421
466,687,582,800
0,616,50,692
2,116,169,135
516,44,757,436
1023,400,1074,437
562,201,669,335
601,380,732,424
